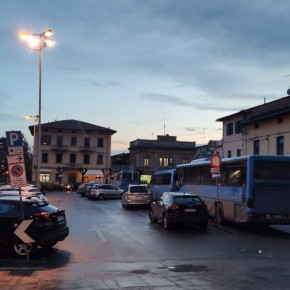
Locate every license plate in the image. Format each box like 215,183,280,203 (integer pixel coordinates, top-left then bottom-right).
57,215,65,222
185,209,197,212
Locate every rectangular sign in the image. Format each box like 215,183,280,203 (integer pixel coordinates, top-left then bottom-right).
7,155,24,165
6,131,23,147
8,163,27,188
8,146,24,156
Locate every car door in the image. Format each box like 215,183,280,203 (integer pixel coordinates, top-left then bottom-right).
152,197,165,219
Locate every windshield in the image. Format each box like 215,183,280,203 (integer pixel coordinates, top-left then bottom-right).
130,186,148,193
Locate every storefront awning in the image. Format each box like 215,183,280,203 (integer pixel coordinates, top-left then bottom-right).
84,170,104,176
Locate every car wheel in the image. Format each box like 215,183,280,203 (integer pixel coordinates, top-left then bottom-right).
149,208,158,223
10,236,37,258
98,194,105,200
163,214,171,230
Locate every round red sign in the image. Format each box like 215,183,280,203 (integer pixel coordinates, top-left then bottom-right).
210,154,221,168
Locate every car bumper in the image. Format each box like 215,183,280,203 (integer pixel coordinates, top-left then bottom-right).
37,226,69,246
167,215,208,225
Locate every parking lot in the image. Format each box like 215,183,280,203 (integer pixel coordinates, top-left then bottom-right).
1,191,290,289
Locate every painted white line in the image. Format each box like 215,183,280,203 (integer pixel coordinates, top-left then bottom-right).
96,229,106,242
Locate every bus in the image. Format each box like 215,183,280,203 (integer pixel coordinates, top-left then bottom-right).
150,169,179,199
176,155,290,225
112,170,140,189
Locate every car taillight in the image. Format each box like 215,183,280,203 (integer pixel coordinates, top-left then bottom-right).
32,212,53,221
168,204,179,210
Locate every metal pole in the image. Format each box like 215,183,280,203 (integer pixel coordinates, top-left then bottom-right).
37,37,42,190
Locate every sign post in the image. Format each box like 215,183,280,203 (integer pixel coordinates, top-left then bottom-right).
210,154,221,227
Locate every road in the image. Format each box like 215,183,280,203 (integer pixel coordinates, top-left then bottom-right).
1,191,290,290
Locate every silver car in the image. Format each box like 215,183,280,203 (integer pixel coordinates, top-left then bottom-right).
121,184,152,209
88,184,124,200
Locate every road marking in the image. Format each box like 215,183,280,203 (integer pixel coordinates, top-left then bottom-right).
88,226,106,242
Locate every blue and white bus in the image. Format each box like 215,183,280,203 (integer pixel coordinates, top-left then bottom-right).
151,169,179,199
112,170,140,189
176,155,290,225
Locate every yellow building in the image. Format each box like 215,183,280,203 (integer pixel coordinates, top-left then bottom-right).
217,96,290,157
28,119,116,185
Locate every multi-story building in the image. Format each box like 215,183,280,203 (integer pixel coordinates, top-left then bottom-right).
217,96,290,157
28,119,116,185
128,134,196,182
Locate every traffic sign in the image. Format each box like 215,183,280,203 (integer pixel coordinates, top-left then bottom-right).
7,155,23,165
210,154,221,168
8,163,27,188
6,131,23,148
8,146,24,156
14,220,35,243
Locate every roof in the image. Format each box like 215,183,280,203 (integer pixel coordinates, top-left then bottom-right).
28,119,117,136
216,96,290,124
129,135,196,151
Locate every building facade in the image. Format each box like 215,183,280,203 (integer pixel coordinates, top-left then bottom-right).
29,119,116,185
217,96,290,157
128,134,196,180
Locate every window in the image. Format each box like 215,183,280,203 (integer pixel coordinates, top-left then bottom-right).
97,154,103,165
56,153,62,163
235,120,242,134
277,136,284,155
98,138,104,147
57,136,63,146
226,123,233,136
144,158,149,167
70,154,76,164
253,140,260,155
227,150,231,158
41,135,51,145
84,154,90,164
254,123,259,129
42,152,48,163
71,137,77,146
159,157,173,167
237,149,241,157
183,159,189,164
84,137,90,147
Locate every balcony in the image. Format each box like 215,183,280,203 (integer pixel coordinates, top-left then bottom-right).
64,163,83,169
51,145,69,151
79,146,96,152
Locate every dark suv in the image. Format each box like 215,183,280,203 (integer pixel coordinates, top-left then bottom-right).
149,192,208,230
0,194,69,258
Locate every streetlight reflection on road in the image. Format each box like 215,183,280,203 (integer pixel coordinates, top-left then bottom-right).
18,29,55,190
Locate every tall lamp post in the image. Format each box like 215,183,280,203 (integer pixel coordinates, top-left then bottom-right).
19,29,55,190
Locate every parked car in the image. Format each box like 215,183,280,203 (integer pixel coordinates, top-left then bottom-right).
88,184,124,200
121,184,152,209
149,192,208,230
0,194,69,258
77,181,101,197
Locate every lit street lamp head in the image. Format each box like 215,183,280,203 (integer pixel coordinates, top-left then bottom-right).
18,29,55,50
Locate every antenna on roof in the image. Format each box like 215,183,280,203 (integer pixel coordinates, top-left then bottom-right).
284,75,290,95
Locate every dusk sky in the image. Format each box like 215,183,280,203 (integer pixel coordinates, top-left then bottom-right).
1,0,290,154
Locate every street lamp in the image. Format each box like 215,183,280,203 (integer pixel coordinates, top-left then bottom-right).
19,29,55,190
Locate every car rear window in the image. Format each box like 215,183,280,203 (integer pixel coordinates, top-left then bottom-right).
173,196,203,205
130,186,148,193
